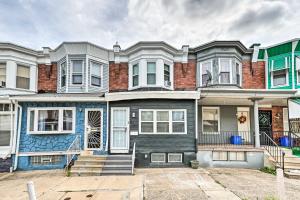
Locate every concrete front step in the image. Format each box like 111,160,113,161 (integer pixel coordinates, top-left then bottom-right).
284,170,300,179
100,170,132,175
284,165,300,170
77,155,107,160
70,170,101,176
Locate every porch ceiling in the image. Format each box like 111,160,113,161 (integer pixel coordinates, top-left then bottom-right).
199,97,288,106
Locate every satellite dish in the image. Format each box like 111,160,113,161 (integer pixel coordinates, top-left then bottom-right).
205,70,212,86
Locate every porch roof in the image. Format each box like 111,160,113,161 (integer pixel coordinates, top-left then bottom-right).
9,93,106,102
105,91,200,101
199,88,296,106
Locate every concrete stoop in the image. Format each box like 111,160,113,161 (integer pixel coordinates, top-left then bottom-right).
70,154,133,176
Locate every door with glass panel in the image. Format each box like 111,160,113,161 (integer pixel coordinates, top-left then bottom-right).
85,109,102,150
111,107,129,153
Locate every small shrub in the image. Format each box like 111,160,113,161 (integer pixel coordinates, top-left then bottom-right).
260,167,276,175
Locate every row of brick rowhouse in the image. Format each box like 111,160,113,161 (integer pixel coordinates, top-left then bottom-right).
0,39,300,172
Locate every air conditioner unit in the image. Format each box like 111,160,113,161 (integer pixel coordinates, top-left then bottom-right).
0,81,5,88
164,81,171,87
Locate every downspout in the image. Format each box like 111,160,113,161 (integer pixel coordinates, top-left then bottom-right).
105,101,109,152
195,99,198,153
13,103,22,171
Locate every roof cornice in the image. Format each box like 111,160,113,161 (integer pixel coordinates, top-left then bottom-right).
0,42,44,57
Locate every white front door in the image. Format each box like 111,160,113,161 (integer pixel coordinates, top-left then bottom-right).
237,107,251,142
85,109,103,150
111,107,129,153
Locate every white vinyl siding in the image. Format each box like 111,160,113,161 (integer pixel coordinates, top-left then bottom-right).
139,109,187,134
27,107,75,134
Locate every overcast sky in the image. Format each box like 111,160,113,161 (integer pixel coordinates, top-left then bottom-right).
0,0,299,50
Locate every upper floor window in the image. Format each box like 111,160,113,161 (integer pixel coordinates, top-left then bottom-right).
296,57,300,84
16,65,30,89
147,62,156,85
164,64,170,86
132,64,139,87
0,63,6,87
236,63,241,86
201,61,212,86
60,62,66,87
71,60,83,85
272,69,287,86
90,61,102,87
219,58,231,84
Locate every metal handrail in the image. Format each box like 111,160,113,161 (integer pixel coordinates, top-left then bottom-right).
65,135,81,170
131,142,136,175
261,131,285,170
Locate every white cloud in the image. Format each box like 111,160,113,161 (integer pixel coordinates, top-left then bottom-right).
0,0,299,50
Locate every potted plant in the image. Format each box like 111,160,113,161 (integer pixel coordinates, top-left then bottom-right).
190,160,199,169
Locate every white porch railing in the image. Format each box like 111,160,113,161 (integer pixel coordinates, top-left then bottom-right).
65,135,81,169
131,142,136,175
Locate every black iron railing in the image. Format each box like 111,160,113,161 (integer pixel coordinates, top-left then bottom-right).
198,131,254,146
260,131,285,169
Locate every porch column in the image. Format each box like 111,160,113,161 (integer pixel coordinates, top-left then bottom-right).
250,98,263,148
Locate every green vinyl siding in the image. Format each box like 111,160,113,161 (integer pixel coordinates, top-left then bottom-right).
258,49,265,60
295,41,300,52
267,42,292,57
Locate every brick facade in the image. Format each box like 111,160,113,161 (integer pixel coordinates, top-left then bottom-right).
242,61,265,89
174,59,196,90
109,62,128,92
38,63,57,93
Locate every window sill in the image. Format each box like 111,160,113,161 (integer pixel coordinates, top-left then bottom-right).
27,131,75,135
129,85,173,91
139,132,187,135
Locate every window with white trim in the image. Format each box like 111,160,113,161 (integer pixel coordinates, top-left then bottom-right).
0,63,6,87
90,61,102,87
236,63,241,86
16,65,30,89
202,107,219,133
164,64,170,86
272,69,287,86
296,57,300,84
60,62,66,87
151,153,166,163
132,64,139,87
140,110,186,134
147,62,156,85
30,155,62,165
219,58,231,84
168,153,182,163
201,61,212,86
71,60,83,84
28,107,75,134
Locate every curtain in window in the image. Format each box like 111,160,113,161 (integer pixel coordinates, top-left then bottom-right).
63,110,73,131
113,110,127,127
0,115,11,146
61,62,66,87
91,62,101,87
72,60,83,84
273,70,287,86
203,108,219,132
157,111,169,133
132,64,139,87
0,64,6,84
220,59,230,84
16,65,30,89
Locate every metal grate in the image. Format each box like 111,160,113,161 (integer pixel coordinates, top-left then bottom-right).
30,155,62,165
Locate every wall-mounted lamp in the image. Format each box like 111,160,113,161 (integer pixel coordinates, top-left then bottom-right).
132,112,136,118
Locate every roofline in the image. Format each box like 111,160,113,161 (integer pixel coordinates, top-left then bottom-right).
0,42,44,56
10,95,105,102
189,40,252,54
260,38,300,50
119,41,183,55
52,41,111,52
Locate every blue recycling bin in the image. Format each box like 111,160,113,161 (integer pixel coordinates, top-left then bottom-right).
230,135,242,145
280,136,292,147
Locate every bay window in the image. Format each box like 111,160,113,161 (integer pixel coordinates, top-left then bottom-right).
132,64,139,87
219,58,231,84
201,61,212,86
147,62,156,85
16,65,30,89
60,62,66,87
71,60,83,84
0,63,6,87
164,64,170,86
90,61,102,87
28,107,75,134
202,107,219,133
140,109,186,134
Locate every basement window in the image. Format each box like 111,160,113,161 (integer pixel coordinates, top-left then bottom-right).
151,153,166,163
30,155,62,165
229,152,246,161
212,151,228,161
168,153,182,163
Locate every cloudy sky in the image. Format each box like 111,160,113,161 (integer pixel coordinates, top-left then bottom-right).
0,0,299,50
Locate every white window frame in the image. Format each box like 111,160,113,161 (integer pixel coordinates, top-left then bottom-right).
202,107,220,134
0,63,6,87
60,62,66,88
27,107,76,134
89,60,103,88
167,153,182,163
71,59,84,85
296,56,300,84
236,62,242,86
147,62,156,85
271,69,289,88
139,109,187,134
151,153,166,163
200,60,213,86
16,64,30,90
132,63,139,87
218,58,232,84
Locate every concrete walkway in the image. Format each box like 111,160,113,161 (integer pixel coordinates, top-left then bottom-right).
138,168,240,200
